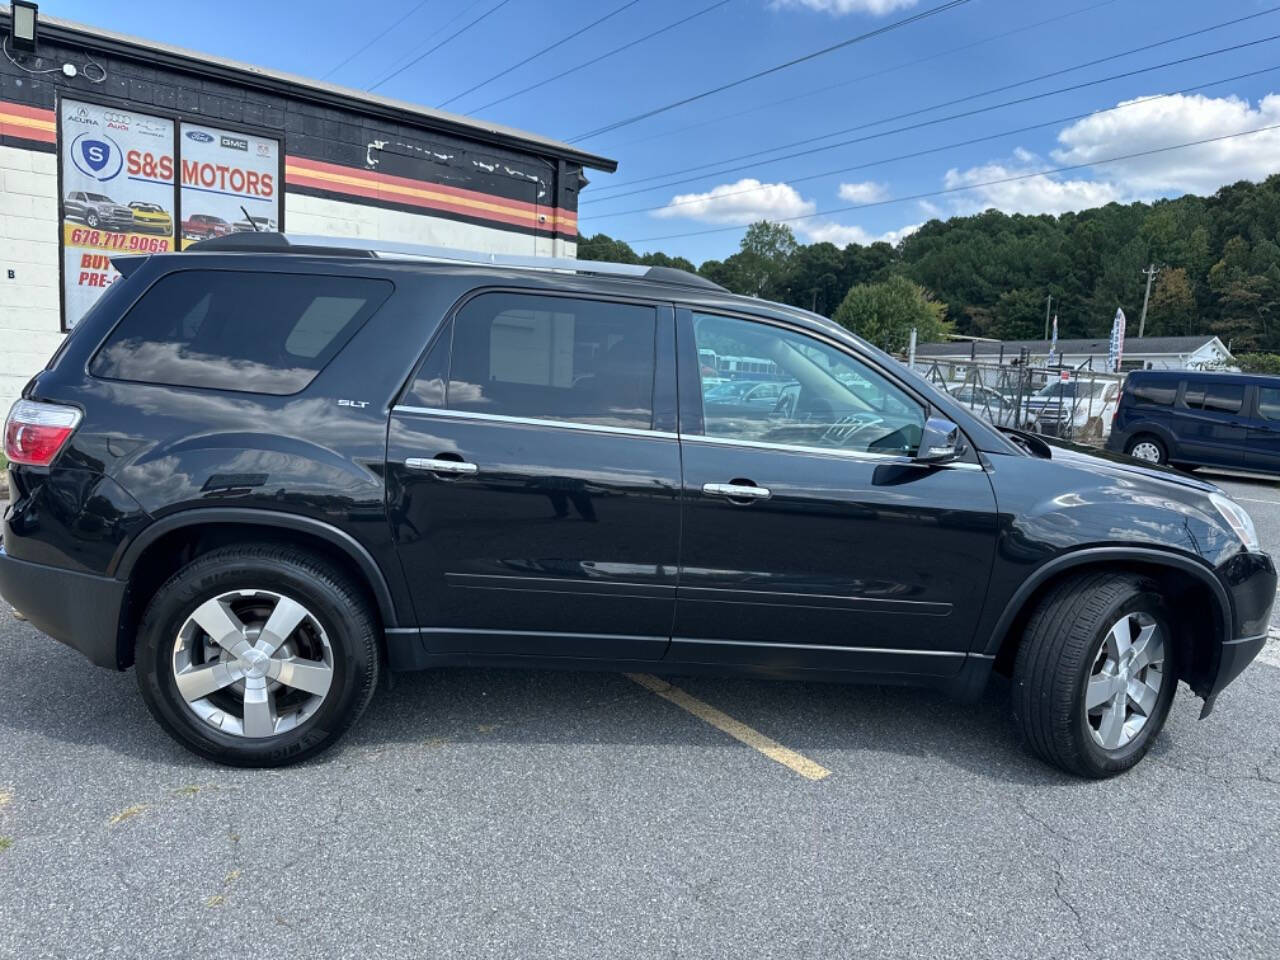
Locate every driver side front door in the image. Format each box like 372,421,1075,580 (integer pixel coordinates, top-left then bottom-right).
671,308,999,676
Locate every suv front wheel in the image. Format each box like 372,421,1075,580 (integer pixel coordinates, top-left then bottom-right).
1012,572,1176,778
135,544,379,767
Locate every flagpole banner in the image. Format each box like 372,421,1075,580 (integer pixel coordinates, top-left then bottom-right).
178,123,280,248
59,99,175,329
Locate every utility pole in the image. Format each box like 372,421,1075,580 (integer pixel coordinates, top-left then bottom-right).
1138,264,1160,338
1043,294,1053,340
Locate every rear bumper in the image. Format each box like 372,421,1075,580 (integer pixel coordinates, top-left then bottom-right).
0,545,126,669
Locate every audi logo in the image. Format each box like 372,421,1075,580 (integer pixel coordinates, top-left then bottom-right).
103,112,132,124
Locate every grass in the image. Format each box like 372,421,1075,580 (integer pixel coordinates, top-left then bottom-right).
0,837,12,853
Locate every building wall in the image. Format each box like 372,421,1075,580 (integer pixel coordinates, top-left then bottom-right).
0,29,586,415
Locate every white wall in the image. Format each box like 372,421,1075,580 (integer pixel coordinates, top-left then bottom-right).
0,159,577,418
0,145,62,417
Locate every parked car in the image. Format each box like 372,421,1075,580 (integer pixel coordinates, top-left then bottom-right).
1025,378,1121,440
703,378,791,419
232,215,277,233
63,191,135,231
1,234,1273,777
1107,369,1280,472
945,382,1021,427
128,201,173,236
181,214,233,241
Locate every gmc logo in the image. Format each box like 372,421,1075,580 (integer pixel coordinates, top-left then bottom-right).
220,136,249,152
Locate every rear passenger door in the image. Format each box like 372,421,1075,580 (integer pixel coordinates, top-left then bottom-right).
386,290,681,660
1246,384,1280,473
1175,379,1247,468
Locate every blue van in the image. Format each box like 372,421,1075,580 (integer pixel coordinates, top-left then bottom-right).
1106,369,1280,472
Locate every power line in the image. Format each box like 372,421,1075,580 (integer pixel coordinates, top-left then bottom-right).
580,63,1280,220
566,0,975,143
467,0,733,115
603,0,1127,153
359,0,489,86
584,26,1280,204
369,0,515,92
437,0,642,109
321,0,433,80
618,121,1280,244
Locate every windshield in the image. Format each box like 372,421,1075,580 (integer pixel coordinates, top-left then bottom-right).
1035,380,1108,400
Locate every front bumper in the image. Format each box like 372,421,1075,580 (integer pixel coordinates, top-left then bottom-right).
0,545,126,669
1202,550,1277,714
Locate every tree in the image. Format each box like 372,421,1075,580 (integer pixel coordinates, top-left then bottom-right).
1147,267,1196,336
734,221,798,298
576,232,640,264
1234,352,1280,374
832,275,950,353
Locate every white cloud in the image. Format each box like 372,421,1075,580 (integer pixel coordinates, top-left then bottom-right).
773,0,920,15
801,220,921,246
837,181,888,203
652,178,815,223
1049,93,1280,195
942,149,1126,216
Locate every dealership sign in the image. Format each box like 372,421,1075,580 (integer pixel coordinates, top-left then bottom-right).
57,101,283,329
59,99,175,329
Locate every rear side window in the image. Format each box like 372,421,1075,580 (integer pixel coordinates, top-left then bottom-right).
90,270,392,395
1127,379,1175,407
1259,387,1280,421
1184,380,1244,414
447,292,656,429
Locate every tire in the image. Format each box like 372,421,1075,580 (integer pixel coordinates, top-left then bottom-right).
1125,434,1166,465
1011,572,1177,778
86,212,99,228
135,543,379,767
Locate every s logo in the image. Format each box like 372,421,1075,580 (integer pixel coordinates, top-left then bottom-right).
70,133,122,181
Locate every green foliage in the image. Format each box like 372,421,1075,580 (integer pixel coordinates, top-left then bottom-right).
1234,352,1280,374
832,275,950,353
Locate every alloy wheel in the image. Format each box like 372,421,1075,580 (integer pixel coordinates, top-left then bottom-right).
171,589,335,738
1129,441,1162,463
1084,611,1165,750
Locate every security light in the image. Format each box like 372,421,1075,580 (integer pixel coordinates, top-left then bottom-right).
11,1,38,53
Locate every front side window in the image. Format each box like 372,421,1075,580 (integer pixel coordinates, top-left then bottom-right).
90,270,392,395
1259,387,1280,421
691,312,925,456
448,292,656,430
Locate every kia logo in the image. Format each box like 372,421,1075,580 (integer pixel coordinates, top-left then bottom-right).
70,132,123,181
186,130,214,143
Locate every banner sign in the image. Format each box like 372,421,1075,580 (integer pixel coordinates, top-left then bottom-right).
1107,307,1127,372
59,99,175,329
179,122,279,247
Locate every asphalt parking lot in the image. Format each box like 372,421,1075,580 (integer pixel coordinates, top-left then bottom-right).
3,475,1280,960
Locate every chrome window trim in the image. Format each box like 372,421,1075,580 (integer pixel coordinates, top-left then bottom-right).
392,404,985,468
393,404,679,440
673,637,969,658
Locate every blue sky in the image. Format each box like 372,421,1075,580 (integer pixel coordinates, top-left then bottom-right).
50,0,1280,263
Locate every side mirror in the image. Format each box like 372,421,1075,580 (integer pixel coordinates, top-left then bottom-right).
917,415,961,464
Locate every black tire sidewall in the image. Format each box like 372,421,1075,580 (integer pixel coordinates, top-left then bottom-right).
136,551,376,767
1071,589,1177,775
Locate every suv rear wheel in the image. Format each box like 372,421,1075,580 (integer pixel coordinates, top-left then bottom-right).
135,544,379,767
1012,572,1176,778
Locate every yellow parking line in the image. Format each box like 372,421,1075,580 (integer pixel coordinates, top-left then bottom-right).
626,673,831,781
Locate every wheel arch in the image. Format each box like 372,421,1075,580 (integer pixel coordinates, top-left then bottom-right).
984,547,1230,698
112,509,401,669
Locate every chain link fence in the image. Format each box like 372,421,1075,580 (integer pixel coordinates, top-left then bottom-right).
907,358,1126,445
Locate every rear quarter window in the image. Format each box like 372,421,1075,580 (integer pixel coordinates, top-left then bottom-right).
1127,379,1176,406
90,270,393,395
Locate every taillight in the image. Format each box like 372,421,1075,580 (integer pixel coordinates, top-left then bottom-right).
4,400,82,466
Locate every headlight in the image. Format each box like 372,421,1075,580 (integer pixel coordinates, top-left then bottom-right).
1210,492,1260,551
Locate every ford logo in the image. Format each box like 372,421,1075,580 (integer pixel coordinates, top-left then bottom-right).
186,130,214,143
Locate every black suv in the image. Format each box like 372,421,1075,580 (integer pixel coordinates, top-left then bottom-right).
1,235,1274,777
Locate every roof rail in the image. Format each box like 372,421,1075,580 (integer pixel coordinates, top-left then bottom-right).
186,233,726,291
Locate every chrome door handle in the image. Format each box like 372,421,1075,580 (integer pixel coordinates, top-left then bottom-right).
702,482,771,501
406,457,478,476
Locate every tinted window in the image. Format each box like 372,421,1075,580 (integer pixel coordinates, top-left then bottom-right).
90,270,392,395
1128,379,1176,406
1184,380,1243,413
692,312,925,456
448,293,656,429
1259,387,1280,421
